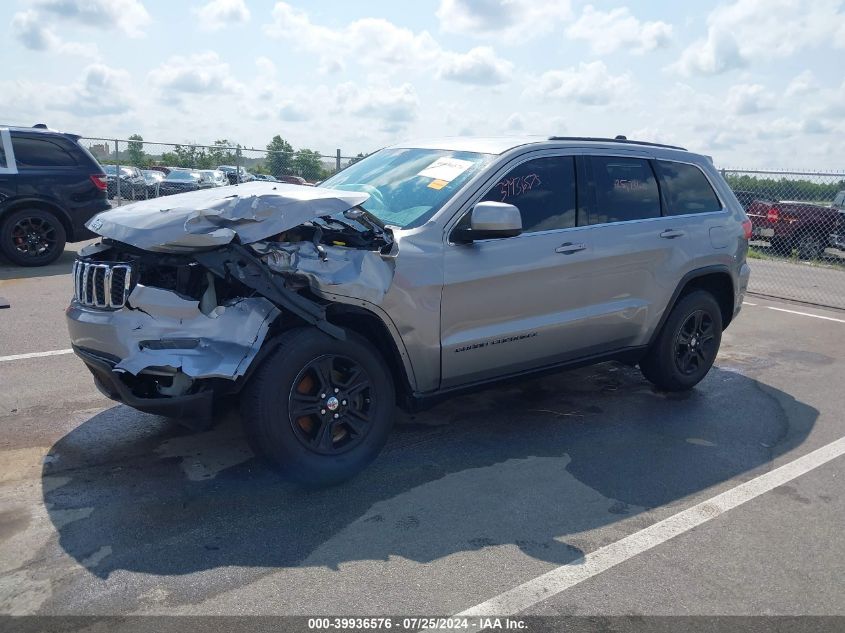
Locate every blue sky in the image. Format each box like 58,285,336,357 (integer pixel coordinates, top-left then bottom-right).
2,0,844,168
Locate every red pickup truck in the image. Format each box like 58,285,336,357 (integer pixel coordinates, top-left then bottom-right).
746,196,844,260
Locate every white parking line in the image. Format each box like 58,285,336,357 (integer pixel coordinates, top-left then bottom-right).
765,306,845,323
450,436,845,619
0,349,73,362
742,301,757,306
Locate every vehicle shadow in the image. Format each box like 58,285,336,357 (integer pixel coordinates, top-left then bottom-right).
42,361,816,585
0,241,93,281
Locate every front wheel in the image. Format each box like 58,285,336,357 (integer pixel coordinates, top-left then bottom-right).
639,290,723,391
241,327,395,486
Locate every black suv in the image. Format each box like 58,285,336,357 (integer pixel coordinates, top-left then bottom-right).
0,125,109,266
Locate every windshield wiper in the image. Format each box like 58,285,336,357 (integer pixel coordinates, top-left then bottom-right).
344,207,386,232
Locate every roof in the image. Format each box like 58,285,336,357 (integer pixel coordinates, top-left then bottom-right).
0,124,80,140
389,135,689,155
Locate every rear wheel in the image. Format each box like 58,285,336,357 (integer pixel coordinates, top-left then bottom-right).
769,237,792,255
795,232,825,260
241,327,395,486
0,208,66,267
640,290,723,391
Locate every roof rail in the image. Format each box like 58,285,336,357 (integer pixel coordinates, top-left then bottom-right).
547,136,687,151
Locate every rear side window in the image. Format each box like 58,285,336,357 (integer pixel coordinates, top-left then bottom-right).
480,156,577,232
11,135,78,168
655,160,722,215
589,156,660,224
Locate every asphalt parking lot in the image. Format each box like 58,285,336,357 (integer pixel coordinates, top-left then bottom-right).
1,248,844,627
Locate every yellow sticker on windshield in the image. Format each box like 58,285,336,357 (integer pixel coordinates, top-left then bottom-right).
427,179,448,190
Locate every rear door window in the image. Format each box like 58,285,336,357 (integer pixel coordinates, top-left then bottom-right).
655,160,722,215
11,135,78,168
589,156,661,224
479,156,577,232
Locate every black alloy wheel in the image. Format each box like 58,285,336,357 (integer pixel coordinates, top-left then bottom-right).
288,354,374,455
673,310,717,376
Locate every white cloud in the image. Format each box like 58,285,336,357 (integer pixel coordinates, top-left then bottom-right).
1,64,134,121
33,0,151,37
194,0,250,31
279,101,310,122
11,9,98,56
148,52,243,98
11,10,53,50
437,47,513,84
566,6,672,55
504,112,525,131
265,2,514,85
334,82,419,131
436,0,571,41
53,64,134,116
726,84,772,115
527,61,634,106
673,0,845,76
786,71,817,97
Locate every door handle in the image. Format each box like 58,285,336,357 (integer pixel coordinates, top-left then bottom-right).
659,229,686,239
555,242,587,254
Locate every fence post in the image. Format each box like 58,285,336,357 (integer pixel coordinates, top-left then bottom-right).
336,149,341,172
114,139,121,206
235,147,241,187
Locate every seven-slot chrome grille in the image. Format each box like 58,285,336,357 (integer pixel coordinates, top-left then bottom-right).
73,260,132,309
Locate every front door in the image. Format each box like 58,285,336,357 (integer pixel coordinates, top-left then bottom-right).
441,154,599,388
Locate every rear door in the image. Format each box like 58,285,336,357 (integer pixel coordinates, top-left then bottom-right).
0,129,16,206
576,154,684,349
580,155,727,350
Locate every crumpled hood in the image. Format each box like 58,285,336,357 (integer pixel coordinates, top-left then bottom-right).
86,181,370,252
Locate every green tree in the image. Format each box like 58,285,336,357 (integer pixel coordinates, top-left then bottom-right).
266,135,294,177
207,139,238,167
126,134,147,167
293,148,324,181
349,152,368,165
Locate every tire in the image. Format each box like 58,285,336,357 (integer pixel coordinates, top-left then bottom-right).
769,237,793,256
0,207,67,267
639,290,723,391
795,232,824,260
241,327,395,486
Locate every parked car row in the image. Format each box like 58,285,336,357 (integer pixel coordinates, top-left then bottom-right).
107,165,288,196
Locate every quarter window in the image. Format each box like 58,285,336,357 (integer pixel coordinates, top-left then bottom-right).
589,156,660,224
11,136,78,168
479,156,576,232
656,160,722,215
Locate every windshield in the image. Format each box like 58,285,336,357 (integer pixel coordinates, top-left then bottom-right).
319,148,494,228
167,171,199,181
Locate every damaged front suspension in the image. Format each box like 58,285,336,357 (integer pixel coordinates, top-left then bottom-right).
194,243,346,340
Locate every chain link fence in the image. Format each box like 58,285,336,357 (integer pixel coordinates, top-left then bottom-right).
78,136,359,205
722,169,845,310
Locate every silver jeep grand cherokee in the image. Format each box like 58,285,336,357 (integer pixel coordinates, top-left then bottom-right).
67,136,752,485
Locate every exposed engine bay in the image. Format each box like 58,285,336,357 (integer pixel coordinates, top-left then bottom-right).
68,183,396,413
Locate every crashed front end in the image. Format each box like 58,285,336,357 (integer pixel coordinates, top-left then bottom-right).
66,182,394,422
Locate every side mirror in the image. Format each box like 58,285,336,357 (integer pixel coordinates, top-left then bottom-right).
452,201,523,243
